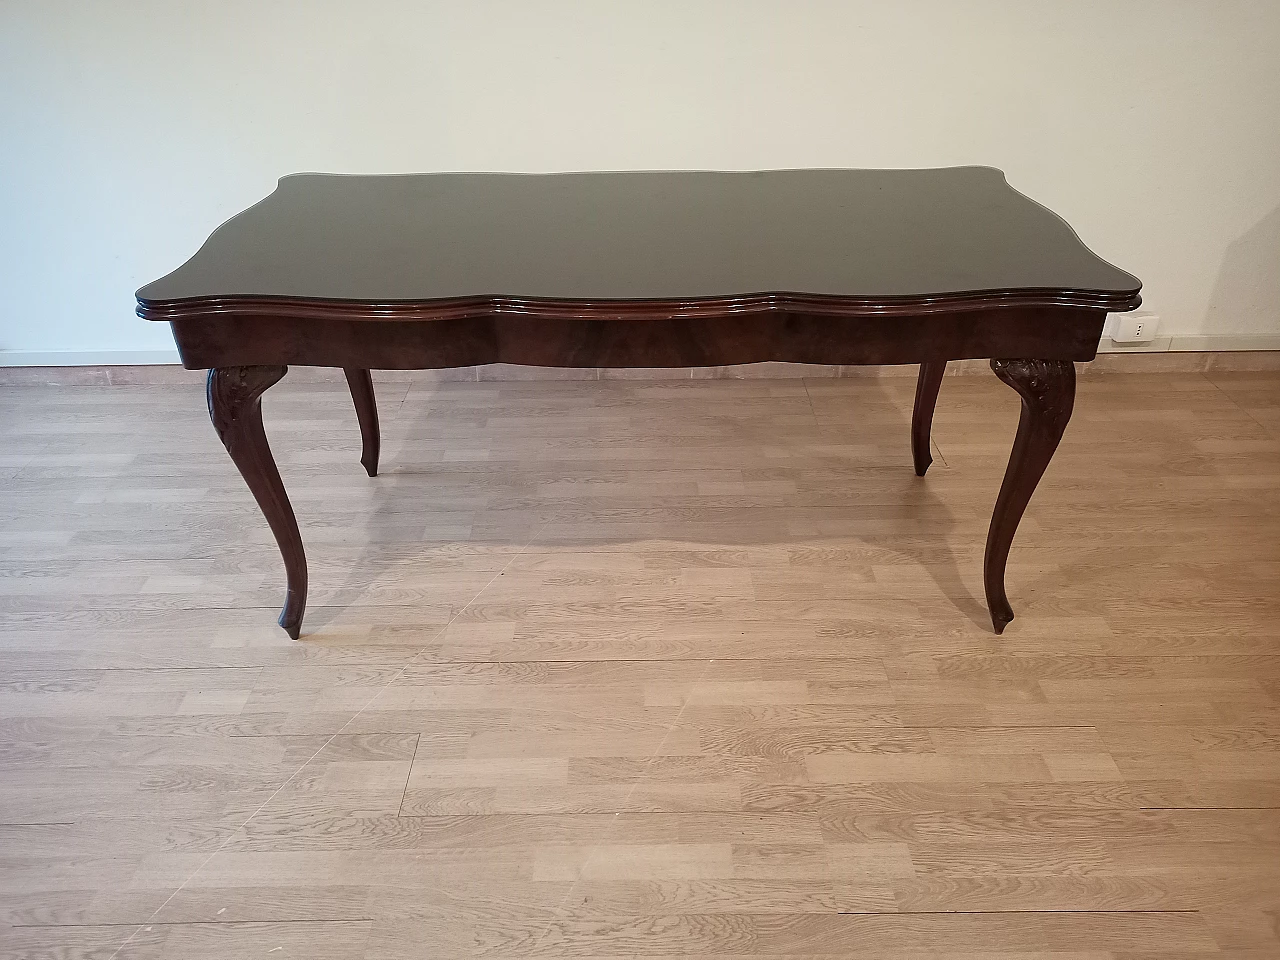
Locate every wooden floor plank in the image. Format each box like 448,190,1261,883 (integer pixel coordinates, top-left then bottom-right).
2,370,1278,956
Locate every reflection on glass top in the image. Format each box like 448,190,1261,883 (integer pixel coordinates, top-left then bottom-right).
137,168,1140,305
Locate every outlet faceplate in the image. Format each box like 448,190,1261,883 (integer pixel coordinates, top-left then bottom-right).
1112,313,1159,343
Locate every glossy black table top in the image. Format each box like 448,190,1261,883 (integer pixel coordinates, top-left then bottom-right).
137,167,1140,311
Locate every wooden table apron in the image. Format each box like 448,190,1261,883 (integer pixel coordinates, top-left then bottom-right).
149,299,1108,640
136,169,1141,640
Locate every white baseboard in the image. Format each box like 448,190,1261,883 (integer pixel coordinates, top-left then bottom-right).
1095,333,1280,354
0,349,181,366
1167,335,1280,352
1,338,1277,369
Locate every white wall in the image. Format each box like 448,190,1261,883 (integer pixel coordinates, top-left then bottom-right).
2,0,1279,363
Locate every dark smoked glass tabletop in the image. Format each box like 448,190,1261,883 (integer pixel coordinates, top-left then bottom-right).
137,167,1139,310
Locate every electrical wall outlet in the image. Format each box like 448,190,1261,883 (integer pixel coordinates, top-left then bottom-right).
1111,312,1159,343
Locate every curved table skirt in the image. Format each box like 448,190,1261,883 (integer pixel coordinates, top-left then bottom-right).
169,307,1106,371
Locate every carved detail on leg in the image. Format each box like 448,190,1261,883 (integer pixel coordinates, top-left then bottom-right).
912,361,946,476
984,358,1076,634
207,366,307,639
343,368,380,477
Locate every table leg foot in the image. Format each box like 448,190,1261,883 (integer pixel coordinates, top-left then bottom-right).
912,361,946,476
208,366,308,639
984,358,1076,634
344,368,380,477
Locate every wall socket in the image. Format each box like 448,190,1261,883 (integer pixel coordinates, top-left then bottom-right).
1111,312,1159,343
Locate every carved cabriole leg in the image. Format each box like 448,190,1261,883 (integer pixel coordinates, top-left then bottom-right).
912,361,947,476
343,368,380,477
983,358,1076,634
207,366,308,640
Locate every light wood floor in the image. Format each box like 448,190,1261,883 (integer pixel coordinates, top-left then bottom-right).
2,369,1279,959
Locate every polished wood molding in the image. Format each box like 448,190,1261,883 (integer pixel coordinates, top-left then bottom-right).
983,357,1077,634
138,286,1141,324
207,365,307,639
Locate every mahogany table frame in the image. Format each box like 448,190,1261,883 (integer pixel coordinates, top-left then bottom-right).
137,170,1141,639
141,296,1138,640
